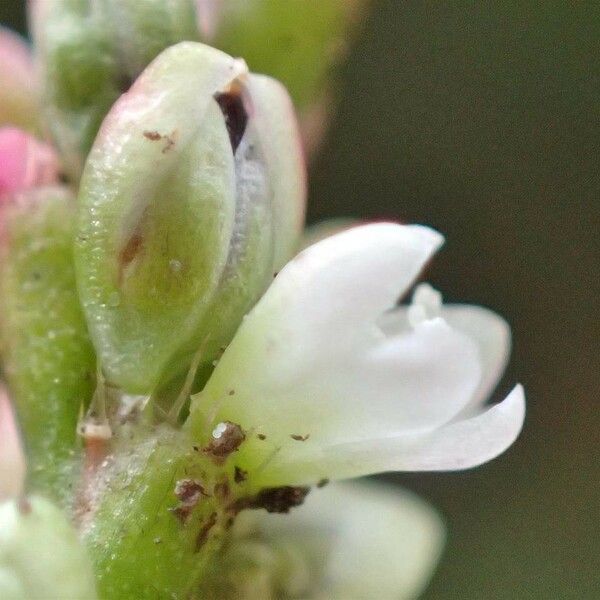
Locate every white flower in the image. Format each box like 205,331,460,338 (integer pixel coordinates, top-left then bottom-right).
0,387,25,501
227,481,444,600
188,222,525,487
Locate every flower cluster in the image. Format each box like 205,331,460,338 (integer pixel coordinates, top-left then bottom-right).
0,3,524,599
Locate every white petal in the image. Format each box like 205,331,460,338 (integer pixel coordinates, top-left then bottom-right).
382,301,511,414
442,305,511,412
233,482,445,600
0,388,25,501
321,384,526,478
189,223,489,484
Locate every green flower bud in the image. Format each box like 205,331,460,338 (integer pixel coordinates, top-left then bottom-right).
30,0,365,177
0,496,97,599
75,42,305,395
0,186,96,500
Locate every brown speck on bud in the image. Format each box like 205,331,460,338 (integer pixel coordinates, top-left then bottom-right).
213,479,230,501
317,478,330,488
195,512,217,552
170,479,209,524
233,465,248,484
233,485,310,515
203,421,245,462
290,433,310,441
143,130,162,141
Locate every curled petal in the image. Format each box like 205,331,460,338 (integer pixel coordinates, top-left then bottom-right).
306,384,526,480
230,482,445,600
381,296,512,414
0,387,25,501
0,128,59,198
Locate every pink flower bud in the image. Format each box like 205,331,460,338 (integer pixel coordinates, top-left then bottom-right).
0,127,60,199
0,386,26,500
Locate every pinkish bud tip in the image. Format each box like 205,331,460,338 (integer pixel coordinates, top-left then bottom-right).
0,127,60,199
0,386,26,501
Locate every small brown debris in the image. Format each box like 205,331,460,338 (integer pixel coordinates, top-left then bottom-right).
169,479,208,524
228,389,235,396
290,433,310,442
233,486,310,515
257,433,267,441
203,421,245,462
195,512,217,551
161,132,176,154
143,130,162,141
317,478,330,488
233,466,248,484
17,497,32,515
213,480,230,501
143,129,177,153
175,479,207,504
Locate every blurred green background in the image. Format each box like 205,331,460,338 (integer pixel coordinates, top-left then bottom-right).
2,2,598,598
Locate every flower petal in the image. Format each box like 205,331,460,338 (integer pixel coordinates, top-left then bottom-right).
189,224,489,484
382,299,511,414
317,383,526,479
0,388,25,501
440,304,511,412
231,481,445,600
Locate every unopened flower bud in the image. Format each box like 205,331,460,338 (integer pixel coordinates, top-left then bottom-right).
0,388,25,502
0,128,59,198
30,1,366,175
75,42,306,394
0,496,97,599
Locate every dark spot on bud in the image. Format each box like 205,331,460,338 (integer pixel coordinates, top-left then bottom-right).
213,480,230,501
175,479,208,504
170,479,208,524
119,231,143,279
214,85,248,154
228,389,235,396
291,433,310,442
143,130,162,141
17,497,32,515
317,478,329,488
203,421,245,462
233,486,310,514
195,512,217,551
142,129,177,153
234,466,248,484
257,433,267,440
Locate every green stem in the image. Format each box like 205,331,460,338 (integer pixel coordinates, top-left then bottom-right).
0,188,96,501
82,425,237,599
